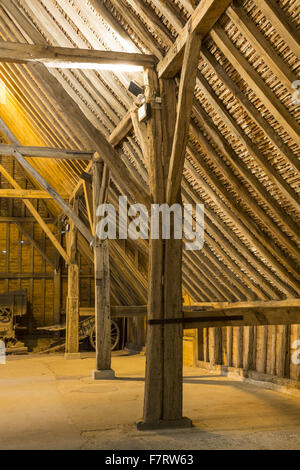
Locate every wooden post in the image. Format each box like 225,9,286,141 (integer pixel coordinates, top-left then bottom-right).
137,58,199,428
92,160,114,379
243,326,255,371
236,326,244,369
65,207,80,359
210,327,222,366
53,221,62,325
227,327,233,367
277,325,290,378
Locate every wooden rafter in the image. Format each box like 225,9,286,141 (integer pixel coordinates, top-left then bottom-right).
166,31,202,204
157,0,232,78
0,41,158,68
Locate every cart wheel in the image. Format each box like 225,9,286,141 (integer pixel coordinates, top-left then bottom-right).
89,320,120,351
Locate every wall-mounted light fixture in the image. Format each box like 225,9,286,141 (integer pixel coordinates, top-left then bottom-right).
128,81,143,97
137,102,151,123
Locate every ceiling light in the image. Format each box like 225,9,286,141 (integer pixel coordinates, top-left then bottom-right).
0,80,6,105
46,62,143,72
128,81,143,97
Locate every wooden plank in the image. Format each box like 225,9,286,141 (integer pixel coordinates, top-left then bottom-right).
0,41,158,68
0,143,93,160
0,189,56,199
0,164,69,263
157,0,232,77
166,31,202,204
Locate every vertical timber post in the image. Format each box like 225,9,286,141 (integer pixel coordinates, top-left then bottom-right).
137,71,191,430
65,200,80,359
92,159,115,380
53,221,62,325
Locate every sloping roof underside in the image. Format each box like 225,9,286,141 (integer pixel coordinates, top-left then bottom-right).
0,0,299,303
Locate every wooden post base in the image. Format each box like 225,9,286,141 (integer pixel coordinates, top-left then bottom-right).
136,417,192,431
65,353,81,360
93,369,115,380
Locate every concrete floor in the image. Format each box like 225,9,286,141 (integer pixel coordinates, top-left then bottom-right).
1,351,300,450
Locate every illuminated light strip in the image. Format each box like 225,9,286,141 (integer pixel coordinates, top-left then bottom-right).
0,80,6,104
45,62,144,72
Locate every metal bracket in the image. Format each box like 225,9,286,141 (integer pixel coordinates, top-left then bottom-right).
148,315,244,325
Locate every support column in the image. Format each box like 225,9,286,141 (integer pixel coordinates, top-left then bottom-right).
53,221,62,325
137,68,194,430
65,212,80,359
92,159,114,380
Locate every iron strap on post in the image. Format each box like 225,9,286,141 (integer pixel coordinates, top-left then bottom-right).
148,315,244,325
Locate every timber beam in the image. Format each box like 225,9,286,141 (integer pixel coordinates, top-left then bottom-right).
0,41,158,69
0,189,60,199
0,144,94,160
157,0,232,78
80,300,300,327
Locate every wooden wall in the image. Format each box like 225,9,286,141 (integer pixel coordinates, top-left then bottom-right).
195,325,300,382
0,155,95,340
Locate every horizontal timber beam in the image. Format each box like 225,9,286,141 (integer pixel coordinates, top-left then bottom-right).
0,42,158,69
0,189,57,199
80,299,300,326
157,0,231,78
0,144,94,160
0,217,55,223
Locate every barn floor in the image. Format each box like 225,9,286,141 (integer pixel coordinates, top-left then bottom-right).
1,351,300,450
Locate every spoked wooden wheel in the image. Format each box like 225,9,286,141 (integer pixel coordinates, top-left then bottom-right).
89,320,120,351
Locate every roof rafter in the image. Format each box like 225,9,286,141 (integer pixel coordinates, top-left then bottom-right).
157,0,232,78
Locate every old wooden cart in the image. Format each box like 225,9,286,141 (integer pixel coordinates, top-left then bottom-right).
38,311,120,353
